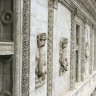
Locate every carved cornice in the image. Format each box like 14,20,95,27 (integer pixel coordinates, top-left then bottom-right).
80,0,96,21
59,0,96,28
59,0,77,12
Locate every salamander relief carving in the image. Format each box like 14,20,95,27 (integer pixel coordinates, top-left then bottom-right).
59,38,68,76
35,33,47,88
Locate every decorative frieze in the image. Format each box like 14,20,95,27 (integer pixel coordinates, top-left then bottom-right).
22,0,30,96
47,0,54,96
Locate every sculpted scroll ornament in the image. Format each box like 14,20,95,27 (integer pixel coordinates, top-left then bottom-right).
35,33,47,88
59,38,68,76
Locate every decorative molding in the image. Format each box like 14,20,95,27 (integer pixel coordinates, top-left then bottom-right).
94,31,96,70
59,0,76,12
13,0,22,95
1,10,13,24
79,0,96,22
70,13,76,90
0,42,14,55
60,0,96,27
47,0,54,96
22,0,30,96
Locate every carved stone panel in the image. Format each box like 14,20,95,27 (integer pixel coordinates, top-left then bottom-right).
0,0,13,42
59,37,68,76
84,24,90,77
35,33,47,88
0,55,13,96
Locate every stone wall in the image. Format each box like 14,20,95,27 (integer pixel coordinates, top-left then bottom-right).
52,3,71,96
29,0,96,96
29,0,48,96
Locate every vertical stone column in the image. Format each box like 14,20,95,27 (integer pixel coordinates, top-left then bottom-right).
13,0,23,96
92,28,95,71
70,13,76,90
47,0,58,96
47,1,54,96
94,29,96,70
21,0,30,96
89,25,94,74
81,22,85,81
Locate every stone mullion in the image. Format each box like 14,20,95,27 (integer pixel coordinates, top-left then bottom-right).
47,0,54,96
70,13,76,90
81,23,85,81
22,0,30,96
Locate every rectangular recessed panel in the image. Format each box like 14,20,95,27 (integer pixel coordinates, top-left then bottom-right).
0,0,13,42
0,42,14,55
0,55,13,95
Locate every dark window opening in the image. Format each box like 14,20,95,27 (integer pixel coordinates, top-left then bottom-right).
76,24,80,45
75,50,79,82
0,55,13,95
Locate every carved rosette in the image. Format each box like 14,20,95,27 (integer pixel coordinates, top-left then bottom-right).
35,33,47,88
59,37,68,76
1,10,13,24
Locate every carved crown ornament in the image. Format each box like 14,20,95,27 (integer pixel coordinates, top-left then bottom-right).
35,33,47,88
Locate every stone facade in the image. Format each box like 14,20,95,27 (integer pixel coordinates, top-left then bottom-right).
28,0,96,96
0,0,96,96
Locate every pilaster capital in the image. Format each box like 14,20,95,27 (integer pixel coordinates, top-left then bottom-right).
53,0,58,9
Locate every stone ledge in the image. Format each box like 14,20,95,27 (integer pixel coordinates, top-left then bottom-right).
64,71,96,96
0,42,14,55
